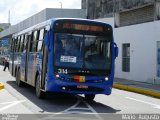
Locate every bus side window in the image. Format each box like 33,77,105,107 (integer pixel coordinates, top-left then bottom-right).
36,30,40,52
26,34,30,52
17,36,21,52
15,37,18,52
33,31,38,52
22,35,25,52
37,28,44,52
13,38,16,52
37,41,43,52
39,28,45,40
10,38,14,52
20,35,24,52
15,38,19,52
29,32,33,52
22,34,26,52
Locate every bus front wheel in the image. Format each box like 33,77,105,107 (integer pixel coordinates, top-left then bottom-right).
16,69,23,87
36,75,45,99
85,94,95,101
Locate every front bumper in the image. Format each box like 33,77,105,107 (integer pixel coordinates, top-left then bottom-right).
46,77,113,95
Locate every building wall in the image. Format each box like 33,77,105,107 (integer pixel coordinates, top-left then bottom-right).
118,4,154,27
84,0,160,27
82,0,154,19
46,8,86,20
82,0,87,9
83,0,114,19
114,0,153,12
97,17,160,84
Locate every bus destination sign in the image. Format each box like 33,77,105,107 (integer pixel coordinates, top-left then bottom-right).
62,23,104,32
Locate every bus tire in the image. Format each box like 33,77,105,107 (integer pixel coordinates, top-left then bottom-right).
85,94,95,102
35,75,45,99
16,69,23,87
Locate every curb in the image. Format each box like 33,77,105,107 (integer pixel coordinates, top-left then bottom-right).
113,83,160,98
0,83,4,90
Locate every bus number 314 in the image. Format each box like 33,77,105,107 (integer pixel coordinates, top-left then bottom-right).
58,69,68,74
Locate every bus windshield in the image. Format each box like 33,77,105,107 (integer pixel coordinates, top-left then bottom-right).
54,33,111,72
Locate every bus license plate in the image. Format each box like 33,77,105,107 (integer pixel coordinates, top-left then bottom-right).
77,84,88,89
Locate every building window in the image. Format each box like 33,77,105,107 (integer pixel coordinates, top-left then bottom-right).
157,41,160,77
122,43,130,72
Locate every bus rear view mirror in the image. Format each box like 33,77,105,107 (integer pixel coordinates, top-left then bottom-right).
114,43,118,59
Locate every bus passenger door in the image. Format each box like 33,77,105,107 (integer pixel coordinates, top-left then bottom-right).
37,28,46,89
23,34,32,83
9,38,15,76
27,31,38,86
41,45,48,89
26,32,35,85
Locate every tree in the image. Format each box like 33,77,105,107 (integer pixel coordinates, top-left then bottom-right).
0,27,3,32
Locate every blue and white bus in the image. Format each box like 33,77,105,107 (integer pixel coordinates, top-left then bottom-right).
10,18,118,101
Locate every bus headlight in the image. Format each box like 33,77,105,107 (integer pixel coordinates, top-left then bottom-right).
105,77,109,81
56,74,60,78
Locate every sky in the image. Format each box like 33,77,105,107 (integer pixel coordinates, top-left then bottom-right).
0,0,81,25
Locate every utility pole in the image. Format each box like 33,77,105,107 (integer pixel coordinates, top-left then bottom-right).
86,0,88,18
8,10,10,24
59,1,62,8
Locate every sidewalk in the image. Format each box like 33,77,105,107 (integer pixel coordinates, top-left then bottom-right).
0,65,32,114
113,78,160,98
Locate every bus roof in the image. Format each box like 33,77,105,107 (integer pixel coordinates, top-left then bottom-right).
12,19,52,37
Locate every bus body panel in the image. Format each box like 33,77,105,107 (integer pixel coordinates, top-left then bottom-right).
19,50,43,86
20,51,27,82
9,53,14,76
13,52,21,76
